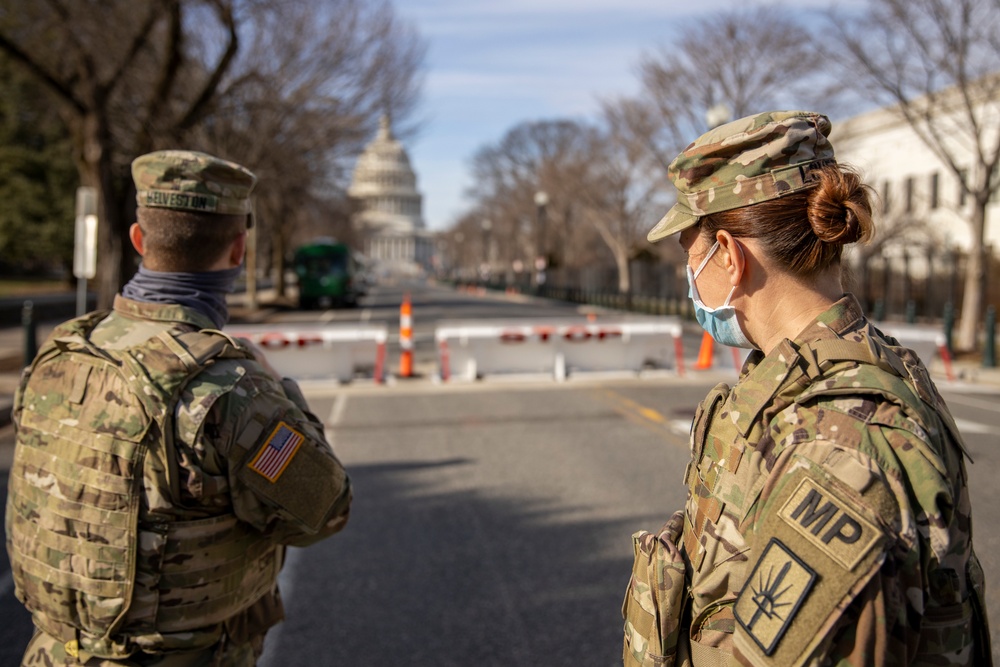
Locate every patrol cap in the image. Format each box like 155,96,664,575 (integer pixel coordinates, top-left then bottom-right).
647,111,836,242
132,150,257,216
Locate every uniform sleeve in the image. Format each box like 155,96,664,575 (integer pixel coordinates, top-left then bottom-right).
734,397,981,666
732,441,897,667
205,363,352,547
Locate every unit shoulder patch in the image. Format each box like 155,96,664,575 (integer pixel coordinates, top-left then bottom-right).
733,466,891,667
735,538,817,656
777,477,881,570
248,421,304,482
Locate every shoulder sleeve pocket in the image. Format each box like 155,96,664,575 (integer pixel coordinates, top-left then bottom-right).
237,415,347,533
733,465,894,666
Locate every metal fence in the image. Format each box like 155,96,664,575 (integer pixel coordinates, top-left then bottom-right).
464,247,999,327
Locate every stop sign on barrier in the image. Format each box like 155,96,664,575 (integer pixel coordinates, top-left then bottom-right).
436,319,685,381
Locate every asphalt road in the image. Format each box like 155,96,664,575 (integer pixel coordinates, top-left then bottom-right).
0,282,997,665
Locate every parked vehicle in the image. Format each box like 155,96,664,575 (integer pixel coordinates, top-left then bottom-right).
293,240,363,309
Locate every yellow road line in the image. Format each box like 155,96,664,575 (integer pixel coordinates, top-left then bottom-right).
595,389,688,445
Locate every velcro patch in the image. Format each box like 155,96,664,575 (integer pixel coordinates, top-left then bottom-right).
733,465,890,667
735,538,817,656
778,477,880,570
248,421,304,482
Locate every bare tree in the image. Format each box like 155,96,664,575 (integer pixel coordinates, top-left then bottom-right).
467,120,600,274
579,101,669,294
0,0,240,306
199,0,426,296
827,0,1000,351
0,0,424,305
631,8,828,177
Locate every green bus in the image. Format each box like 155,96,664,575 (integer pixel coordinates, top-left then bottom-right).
293,240,363,309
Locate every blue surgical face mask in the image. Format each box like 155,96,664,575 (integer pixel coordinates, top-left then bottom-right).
687,240,755,349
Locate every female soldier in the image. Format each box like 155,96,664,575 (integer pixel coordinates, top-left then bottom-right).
623,111,990,666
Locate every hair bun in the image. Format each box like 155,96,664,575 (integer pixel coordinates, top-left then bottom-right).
807,169,873,247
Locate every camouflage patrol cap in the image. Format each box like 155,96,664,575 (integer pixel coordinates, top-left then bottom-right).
132,150,257,216
647,111,836,242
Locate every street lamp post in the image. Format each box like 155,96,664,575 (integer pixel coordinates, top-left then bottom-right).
534,190,549,258
706,103,731,130
534,191,548,291
480,219,492,282
453,231,464,279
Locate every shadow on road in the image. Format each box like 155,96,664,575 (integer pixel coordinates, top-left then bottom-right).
263,458,641,667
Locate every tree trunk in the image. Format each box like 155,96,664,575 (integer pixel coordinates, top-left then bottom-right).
273,231,287,297
955,198,987,352
615,247,630,294
83,110,125,310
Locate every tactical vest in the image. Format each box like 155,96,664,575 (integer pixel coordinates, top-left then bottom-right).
6,311,282,659
624,332,991,667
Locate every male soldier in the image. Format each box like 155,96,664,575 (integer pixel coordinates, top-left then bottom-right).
6,150,352,666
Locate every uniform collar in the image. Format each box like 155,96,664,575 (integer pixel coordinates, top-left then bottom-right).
113,294,219,331
731,294,866,437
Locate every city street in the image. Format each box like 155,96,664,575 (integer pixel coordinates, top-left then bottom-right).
0,282,996,665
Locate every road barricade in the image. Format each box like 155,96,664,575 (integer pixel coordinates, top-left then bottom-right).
436,318,685,381
878,323,955,381
225,323,387,383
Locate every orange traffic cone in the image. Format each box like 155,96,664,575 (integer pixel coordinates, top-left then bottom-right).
694,331,714,370
399,293,413,377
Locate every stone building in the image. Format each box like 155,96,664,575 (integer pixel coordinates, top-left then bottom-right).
348,115,433,276
831,94,1000,255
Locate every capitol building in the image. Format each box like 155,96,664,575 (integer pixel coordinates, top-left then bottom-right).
348,115,434,276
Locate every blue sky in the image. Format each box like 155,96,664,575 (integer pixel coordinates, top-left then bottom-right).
393,0,863,230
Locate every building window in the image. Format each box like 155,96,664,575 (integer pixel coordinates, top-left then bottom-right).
930,172,939,209
958,169,968,207
905,176,914,214
882,180,891,215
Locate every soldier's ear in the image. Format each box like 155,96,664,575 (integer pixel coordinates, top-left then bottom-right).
716,230,745,287
227,231,247,268
129,223,145,256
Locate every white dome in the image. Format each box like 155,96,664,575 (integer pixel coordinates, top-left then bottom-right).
349,116,420,200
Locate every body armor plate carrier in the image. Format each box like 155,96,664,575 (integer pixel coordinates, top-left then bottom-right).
5,311,280,659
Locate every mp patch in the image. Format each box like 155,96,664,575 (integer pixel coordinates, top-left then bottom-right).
778,477,880,570
733,465,891,667
735,538,817,656
248,421,304,482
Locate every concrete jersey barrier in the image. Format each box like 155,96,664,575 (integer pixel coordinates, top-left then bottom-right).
436,318,685,381
225,323,387,383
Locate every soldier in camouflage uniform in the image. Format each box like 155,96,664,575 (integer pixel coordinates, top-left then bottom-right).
622,112,991,666
6,150,352,666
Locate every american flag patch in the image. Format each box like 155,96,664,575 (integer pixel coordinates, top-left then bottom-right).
248,422,304,482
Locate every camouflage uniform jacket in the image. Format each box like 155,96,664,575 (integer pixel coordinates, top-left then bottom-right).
682,295,989,666
6,296,352,661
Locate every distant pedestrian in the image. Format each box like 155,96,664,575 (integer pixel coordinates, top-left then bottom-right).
7,150,352,666
622,111,991,666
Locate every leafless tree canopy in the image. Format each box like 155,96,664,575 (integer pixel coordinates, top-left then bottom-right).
448,9,827,291
828,0,1000,350
632,8,827,170
0,0,425,304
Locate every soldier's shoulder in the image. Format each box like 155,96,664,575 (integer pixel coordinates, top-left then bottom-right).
736,458,896,666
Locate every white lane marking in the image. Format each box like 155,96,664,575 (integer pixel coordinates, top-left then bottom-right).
954,418,995,435
669,419,693,437
944,393,1000,412
361,309,371,322
320,310,336,323
329,394,349,426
